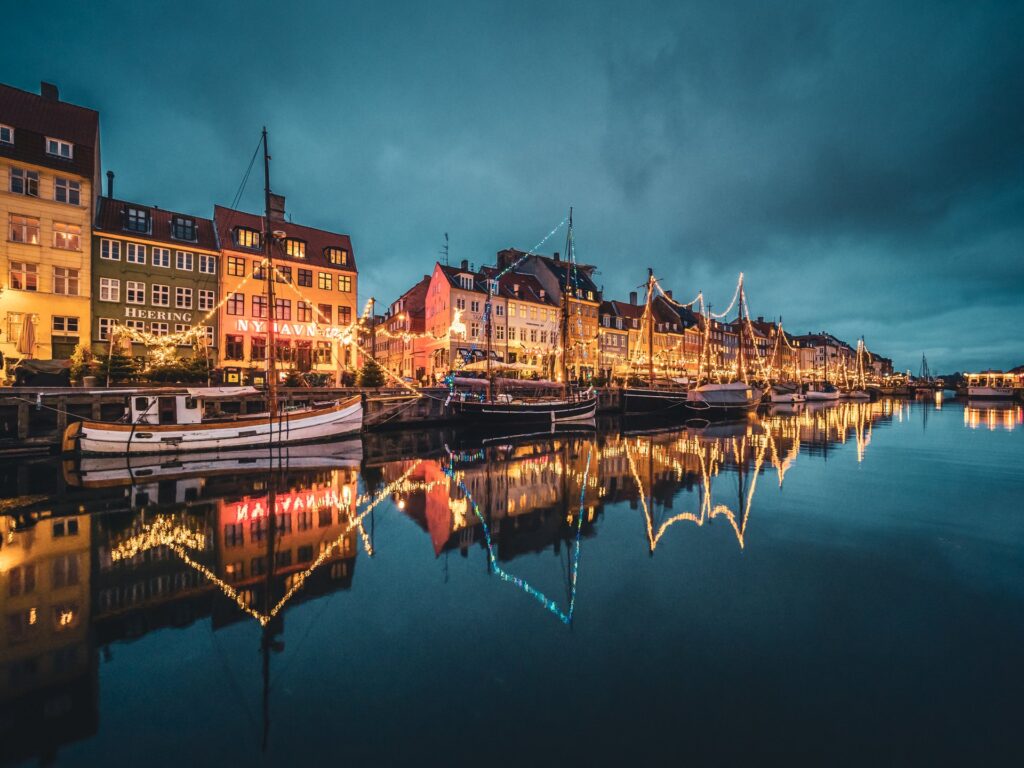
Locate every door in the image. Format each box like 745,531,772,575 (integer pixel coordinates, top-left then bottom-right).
158,397,177,425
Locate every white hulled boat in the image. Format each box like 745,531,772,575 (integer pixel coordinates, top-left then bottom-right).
966,372,1017,400
769,382,806,403
805,381,840,401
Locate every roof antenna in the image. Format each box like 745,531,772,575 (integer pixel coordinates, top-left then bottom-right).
440,232,449,266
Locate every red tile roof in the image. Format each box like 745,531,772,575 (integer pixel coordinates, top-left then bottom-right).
94,197,218,251
214,205,357,272
0,82,99,179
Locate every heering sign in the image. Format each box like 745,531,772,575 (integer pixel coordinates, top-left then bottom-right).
235,318,351,340
125,306,193,322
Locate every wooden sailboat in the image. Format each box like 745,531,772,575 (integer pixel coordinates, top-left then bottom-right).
839,338,871,399
768,320,805,403
63,130,363,456
446,208,597,425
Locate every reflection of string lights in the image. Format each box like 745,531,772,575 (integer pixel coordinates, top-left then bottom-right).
109,515,207,562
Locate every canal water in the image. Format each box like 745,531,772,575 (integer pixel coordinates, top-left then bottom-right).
1,398,1021,765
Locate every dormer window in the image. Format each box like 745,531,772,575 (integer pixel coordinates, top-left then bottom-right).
324,247,347,266
46,137,74,159
0,124,12,145
284,238,305,258
171,215,197,241
459,275,473,290
616,318,623,330
124,206,150,233
234,226,261,249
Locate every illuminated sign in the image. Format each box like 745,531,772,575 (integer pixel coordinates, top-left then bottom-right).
234,318,353,341
125,307,193,322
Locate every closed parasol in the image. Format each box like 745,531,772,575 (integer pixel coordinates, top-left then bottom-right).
16,315,35,357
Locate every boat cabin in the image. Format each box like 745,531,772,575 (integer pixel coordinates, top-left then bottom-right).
967,372,1020,389
130,394,203,426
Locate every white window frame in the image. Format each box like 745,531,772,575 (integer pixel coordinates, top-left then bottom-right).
151,322,169,337
125,319,146,333
9,261,39,291
0,124,12,145
45,137,74,159
52,315,79,335
53,222,81,251
199,253,217,274
53,266,80,296
97,318,118,341
99,277,121,303
9,167,39,197
152,284,170,307
54,177,80,205
126,242,146,264
175,286,193,309
126,281,146,305
100,238,121,260
152,247,170,268
175,251,194,271
198,289,215,311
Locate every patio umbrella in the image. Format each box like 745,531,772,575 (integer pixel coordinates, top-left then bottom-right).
16,315,35,357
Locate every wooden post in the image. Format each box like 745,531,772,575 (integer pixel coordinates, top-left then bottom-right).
17,402,29,439
56,396,67,435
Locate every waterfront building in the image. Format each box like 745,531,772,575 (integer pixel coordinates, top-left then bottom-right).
382,276,430,383
214,197,358,385
91,191,219,360
478,266,560,378
0,82,100,366
495,249,601,381
792,332,857,381
424,259,487,377
598,301,629,380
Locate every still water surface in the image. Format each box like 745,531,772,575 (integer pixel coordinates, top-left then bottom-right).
1,398,1022,766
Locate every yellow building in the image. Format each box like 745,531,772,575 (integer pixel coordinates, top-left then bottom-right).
0,82,100,370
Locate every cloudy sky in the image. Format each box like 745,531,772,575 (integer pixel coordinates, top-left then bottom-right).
4,0,1021,371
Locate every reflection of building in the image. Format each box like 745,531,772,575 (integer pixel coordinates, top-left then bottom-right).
0,512,97,764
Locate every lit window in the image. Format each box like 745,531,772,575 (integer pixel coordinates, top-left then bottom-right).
124,207,150,233
318,272,332,290
10,262,39,291
274,265,292,283
297,301,313,322
53,222,81,250
175,287,193,309
99,277,120,302
8,214,40,244
100,238,121,260
226,292,244,315
284,239,305,258
252,295,268,318
199,254,216,274
253,261,266,280
53,267,80,296
10,167,39,196
227,256,246,276
171,216,196,241
126,243,146,264
338,275,352,293
152,284,170,307
0,124,12,144
46,137,74,159
234,227,261,249
274,298,291,320
54,177,80,205
176,251,193,271
126,281,145,304
198,289,215,311
325,247,347,265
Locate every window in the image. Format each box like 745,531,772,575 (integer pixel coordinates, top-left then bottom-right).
227,255,246,276
298,268,313,287
199,253,216,274
125,281,145,304
495,305,504,316
8,564,35,596
125,206,150,233
508,327,516,341
126,319,145,333
496,325,505,340
9,214,40,244
317,304,332,323
471,301,480,313
52,316,79,335
99,277,120,302
274,298,291,320
100,238,121,260
509,302,517,317
325,247,347,265
53,177,81,205
339,305,351,324
109,238,140,266
318,272,332,290
152,247,170,268
276,339,295,363
284,239,305,258
176,287,193,309
470,322,479,338
225,335,244,360
338,275,352,293
46,137,74,158
10,167,39,196
171,216,196,241
251,336,266,360
530,329,537,343
530,306,538,320
455,297,465,310
0,124,12,145
98,317,117,340
151,322,169,337
174,323,190,338
152,284,170,306
252,295,268,318
227,292,244,315
234,227,261,249
53,267,80,296
297,301,313,322
176,251,193,271
274,265,292,283
53,222,81,250
198,289,215,311
459,275,473,290
253,261,266,280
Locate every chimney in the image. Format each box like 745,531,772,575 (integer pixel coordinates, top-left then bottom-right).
629,291,637,305
539,289,545,300
106,171,114,198
460,259,469,271
513,283,520,295
40,82,59,101
553,251,560,262
269,193,286,222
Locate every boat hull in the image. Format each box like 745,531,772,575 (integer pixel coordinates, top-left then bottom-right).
447,394,598,424
967,386,1016,400
805,390,841,401
622,387,691,414
63,397,363,455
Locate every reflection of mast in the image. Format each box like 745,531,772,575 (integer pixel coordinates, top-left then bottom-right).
647,435,655,557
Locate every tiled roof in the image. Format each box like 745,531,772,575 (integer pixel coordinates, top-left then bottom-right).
496,248,602,298
479,267,559,306
95,197,218,251
214,205,357,272
0,82,99,178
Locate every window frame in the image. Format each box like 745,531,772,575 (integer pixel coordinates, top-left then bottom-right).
45,137,74,159
99,277,121,303
53,266,80,296
126,280,146,305
151,284,170,307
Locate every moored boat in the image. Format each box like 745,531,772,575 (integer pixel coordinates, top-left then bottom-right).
769,382,806,403
805,382,840,401
966,372,1018,400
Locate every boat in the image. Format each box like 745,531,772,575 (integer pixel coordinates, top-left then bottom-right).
805,382,840,401
445,208,598,425
769,382,806,403
62,130,363,456
966,372,1017,400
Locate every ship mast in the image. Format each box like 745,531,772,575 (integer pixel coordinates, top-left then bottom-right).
736,275,746,384
647,268,654,384
560,208,573,393
262,128,279,421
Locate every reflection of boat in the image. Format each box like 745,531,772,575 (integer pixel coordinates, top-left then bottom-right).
452,418,596,447
64,438,364,488
840,389,871,400
447,392,597,424
769,382,806,403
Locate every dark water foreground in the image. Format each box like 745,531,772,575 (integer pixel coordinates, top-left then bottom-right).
1,398,1021,766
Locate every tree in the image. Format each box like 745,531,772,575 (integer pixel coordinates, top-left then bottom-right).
96,353,139,384
358,358,386,388
69,343,96,381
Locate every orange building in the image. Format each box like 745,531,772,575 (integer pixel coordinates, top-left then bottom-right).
214,196,359,385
